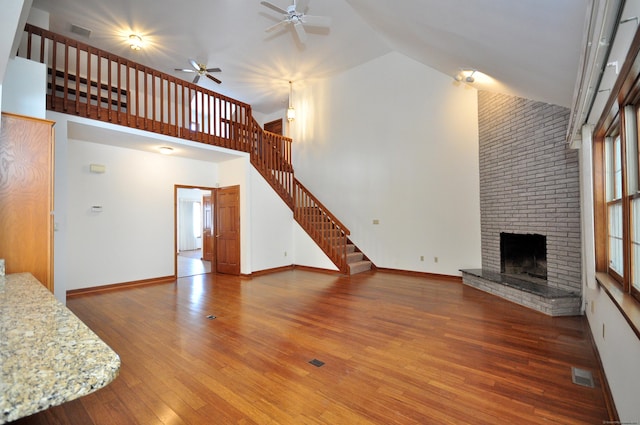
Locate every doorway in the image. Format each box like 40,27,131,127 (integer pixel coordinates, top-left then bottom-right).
176,186,213,278
175,185,241,277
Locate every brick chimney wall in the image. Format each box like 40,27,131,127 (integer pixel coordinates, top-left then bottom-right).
477,91,581,293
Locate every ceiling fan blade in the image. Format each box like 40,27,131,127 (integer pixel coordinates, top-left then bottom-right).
265,20,289,32
293,21,307,44
193,75,200,84
206,73,222,84
260,1,287,15
189,58,200,71
175,68,196,73
302,15,331,28
206,67,221,73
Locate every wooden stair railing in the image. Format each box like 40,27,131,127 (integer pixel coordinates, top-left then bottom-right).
293,179,350,273
18,23,351,274
20,23,253,152
246,119,350,273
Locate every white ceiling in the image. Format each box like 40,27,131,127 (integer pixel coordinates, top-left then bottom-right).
30,0,589,115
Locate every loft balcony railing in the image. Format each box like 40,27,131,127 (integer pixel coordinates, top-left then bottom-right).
18,23,350,274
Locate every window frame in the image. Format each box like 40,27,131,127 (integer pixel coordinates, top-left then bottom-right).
593,22,640,305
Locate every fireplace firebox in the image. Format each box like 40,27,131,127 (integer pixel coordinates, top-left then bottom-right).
500,233,547,280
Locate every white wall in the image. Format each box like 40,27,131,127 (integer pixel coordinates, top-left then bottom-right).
291,51,481,275
0,0,31,107
1,57,45,117
247,166,338,272
249,167,294,272
65,137,219,290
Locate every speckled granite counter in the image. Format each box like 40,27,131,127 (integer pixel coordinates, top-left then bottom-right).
0,273,120,423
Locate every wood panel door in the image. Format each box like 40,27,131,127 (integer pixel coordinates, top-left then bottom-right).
0,113,55,292
215,185,240,275
202,194,214,262
264,118,283,135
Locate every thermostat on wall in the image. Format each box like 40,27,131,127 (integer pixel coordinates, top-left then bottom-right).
91,205,103,212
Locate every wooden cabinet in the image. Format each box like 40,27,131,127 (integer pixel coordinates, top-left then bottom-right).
0,113,55,292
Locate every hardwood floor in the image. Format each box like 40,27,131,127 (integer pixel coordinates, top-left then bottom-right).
13,270,610,424
177,249,211,278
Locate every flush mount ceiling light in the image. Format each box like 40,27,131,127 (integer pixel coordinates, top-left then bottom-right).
158,146,174,154
454,68,477,83
128,34,143,50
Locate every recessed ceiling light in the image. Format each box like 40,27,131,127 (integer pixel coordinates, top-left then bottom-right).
159,146,174,154
129,34,143,50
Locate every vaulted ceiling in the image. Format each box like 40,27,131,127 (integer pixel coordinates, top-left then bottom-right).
30,0,589,115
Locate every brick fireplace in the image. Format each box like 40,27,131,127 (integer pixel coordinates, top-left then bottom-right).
461,91,582,316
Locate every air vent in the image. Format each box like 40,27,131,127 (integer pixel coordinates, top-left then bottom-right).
70,24,91,38
309,359,325,367
571,367,594,388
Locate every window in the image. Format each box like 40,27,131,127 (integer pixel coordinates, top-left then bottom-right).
605,134,623,277
595,105,640,302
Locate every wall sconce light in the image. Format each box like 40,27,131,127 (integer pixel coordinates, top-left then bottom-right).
129,34,143,50
454,68,477,83
287,80,296,122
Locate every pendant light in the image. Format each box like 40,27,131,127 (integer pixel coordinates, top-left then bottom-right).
287,81,296,122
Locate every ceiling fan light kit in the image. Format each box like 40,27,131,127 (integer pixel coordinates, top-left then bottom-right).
175,59,222,84
261,0,331,45
128,34,143,50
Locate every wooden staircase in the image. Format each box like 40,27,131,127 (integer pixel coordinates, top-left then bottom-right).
346,243,373,275
19,23,374,275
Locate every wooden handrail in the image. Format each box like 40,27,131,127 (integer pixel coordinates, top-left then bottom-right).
21,23,254,152
294,178,350,234
19,23,350,274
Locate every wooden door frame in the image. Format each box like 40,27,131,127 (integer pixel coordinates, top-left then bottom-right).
174,184,217,277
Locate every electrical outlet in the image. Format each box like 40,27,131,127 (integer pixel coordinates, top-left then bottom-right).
284,251,287,257
434,257,438,263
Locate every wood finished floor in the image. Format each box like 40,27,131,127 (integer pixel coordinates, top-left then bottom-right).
13,270,609,424
177,249,211,278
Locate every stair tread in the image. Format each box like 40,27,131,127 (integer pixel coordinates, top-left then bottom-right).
346,252,364,263
348,260,372,275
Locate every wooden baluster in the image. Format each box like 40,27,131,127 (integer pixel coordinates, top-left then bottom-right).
50,39,57,111
26,29,32,60
173,81,178,137
75,45,80,114
96,51,102,119
39,32,45,63
63,44,70,112
86,47,92,117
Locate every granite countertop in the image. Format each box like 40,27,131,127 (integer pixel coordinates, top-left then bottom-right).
0,273,120,423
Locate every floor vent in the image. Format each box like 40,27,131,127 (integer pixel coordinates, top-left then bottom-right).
571,367,594,388
309,359,325,367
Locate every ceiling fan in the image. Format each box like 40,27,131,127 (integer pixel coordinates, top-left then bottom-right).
260,0,331,44
175,59,222,84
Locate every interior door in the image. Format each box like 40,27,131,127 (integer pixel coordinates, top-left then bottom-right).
216,185,240,275
264,118,283,135
202,193,214,263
